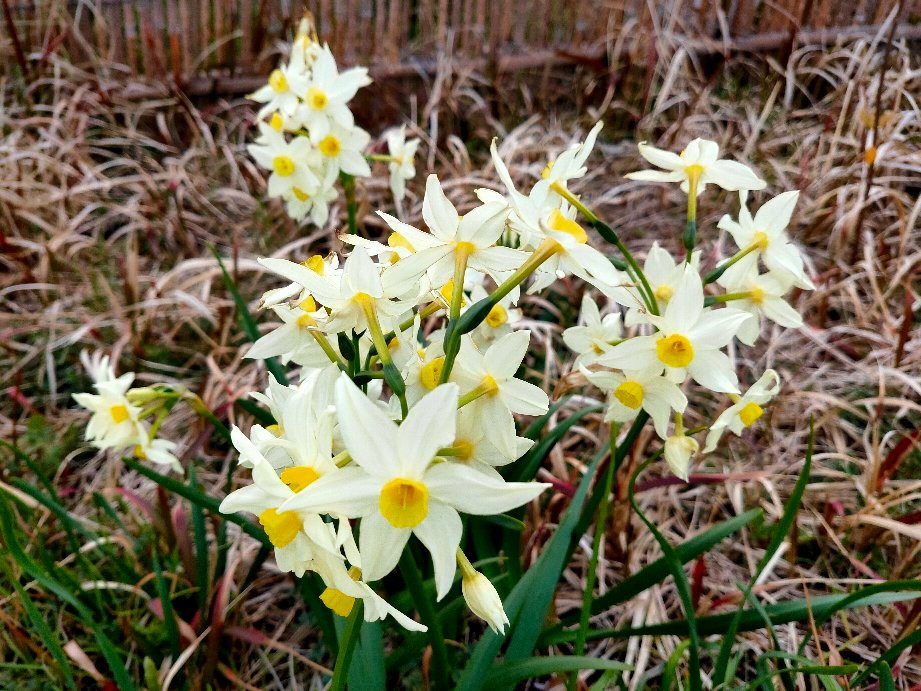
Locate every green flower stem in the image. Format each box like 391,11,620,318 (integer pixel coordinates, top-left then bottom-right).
358,298,408,417
310,330,348,371
457,381,498,408
685,169,701,262
439,239,561,384
708,291,751,304
551,182,659,315
329,602,364,691
450,247,472,321
399,548,450,689
340,172,358,237
572,422,620,685
703,241,761,284
366,153,399,164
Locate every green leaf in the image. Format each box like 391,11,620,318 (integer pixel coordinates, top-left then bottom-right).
347,619,386,691
541,590,921,644
456,445,608,690
714,420,814,685
507,404,603,482
484,656,632,686
151,551,181,661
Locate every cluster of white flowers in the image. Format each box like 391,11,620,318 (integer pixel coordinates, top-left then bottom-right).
213,124,813,634
72,352,180,470
247,23,419,224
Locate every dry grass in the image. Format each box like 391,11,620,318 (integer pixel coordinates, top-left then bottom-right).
1,20,920,689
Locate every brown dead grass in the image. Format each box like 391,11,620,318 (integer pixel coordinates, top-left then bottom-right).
1,19,920,690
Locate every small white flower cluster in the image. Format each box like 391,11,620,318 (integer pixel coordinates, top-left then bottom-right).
247,24,419,224
72,352,180,470
217,125,813,634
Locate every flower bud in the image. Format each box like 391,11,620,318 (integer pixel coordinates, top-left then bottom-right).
462,570,509,635
665,433,699,481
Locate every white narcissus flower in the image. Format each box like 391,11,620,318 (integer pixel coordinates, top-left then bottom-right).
562,294,623,367
260,253,341,310
625,242,701,320
134,437,180,471
249,59,309,117
259,246,411,334
279,378,549,599
453,331,550,457
541,121,603,192
626,138,766,196
247,125,320,200
282,165,339,226
380,175,526,291
598,265,752,393
384,125,420,203
246,300,328,364
467,283,523,348
581,366,687,440
72,352,145,452
703,369,781,452
219,431,340,577
664,432,699,481
310,123,372,178
451,405,533,476
717,254,803,345
294,44,370,140
717,190,815,290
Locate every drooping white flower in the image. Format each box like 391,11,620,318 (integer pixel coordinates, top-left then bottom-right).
72,352,145,452
716,254,803,345
384,125,420,204
581,366,687,440
279,378,548,599
703,369,780,452
626,138,766,196
717,190,814,290
562,294,623,367
457,552,510,634
597,265,752,393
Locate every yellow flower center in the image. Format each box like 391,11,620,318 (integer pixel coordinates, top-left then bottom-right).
419,357,445,390
752,231,769,250
279,466,320,492
541,160,554,179
301,255,325,274
388,232,415,253
318,135,341,157
548,209,588,244
388,336,400,351
307,86,328,110
480,374,499,395
655,284,673,301
272,155,295,177
739,402,764,427
269,112,284,131
297,313,316,327
656,334,694,368
298,296,317,312
266,424,283,436
379,478,429,528
684,163,705,177
258,508,302,548
438,280,466,307
109,404,130,423
292,187,311,202
319,566,361,617
485,303,508,328
268,69,288,93
747,286,765,304
453,439,475,461
614,380,644,410
133,444,146,459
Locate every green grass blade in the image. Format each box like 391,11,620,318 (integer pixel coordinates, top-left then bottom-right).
714,420,814,685
852,625,921,686
210,245,286,384
151,551,182,661
877,662,895,691
541,590,921,644
484,656,631,686
506,404,603,482
628,459,701,691
0,495,136,690
347,619,386,691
